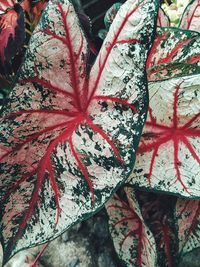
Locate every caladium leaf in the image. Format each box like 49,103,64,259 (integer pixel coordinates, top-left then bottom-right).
157,7,170,27
174,198,200,257
179,0,200,32
98,3,169,41
0,0,158,263
137,191,178,267
129,74,200,198
147,27,200,81
106,188,157,267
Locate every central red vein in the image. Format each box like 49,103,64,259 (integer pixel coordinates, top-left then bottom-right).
57,2,82,111
87,2,142,107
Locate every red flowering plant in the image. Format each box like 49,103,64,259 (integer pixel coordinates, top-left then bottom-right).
0,0,159,264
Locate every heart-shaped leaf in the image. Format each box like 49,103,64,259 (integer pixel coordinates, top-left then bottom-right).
0,0,158,263
147,27,200,81
129,74,200,198
179,0,200,32
106,187,157,267
175,198,200,257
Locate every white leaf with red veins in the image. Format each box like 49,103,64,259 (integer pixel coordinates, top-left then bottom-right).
179,0,200,32
106,187,157,267
0,0,158,263
129,74,200,198
175,198,200,256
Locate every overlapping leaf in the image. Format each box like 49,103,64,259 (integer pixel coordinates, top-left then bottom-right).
106,188,157,267
98,3,170,41
175,198,200,257
129,74,200,198
179,0,200,32
137,191,177,267
0,0,158,263
147,27,200,81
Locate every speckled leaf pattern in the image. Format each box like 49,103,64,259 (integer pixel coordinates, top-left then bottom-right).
129,74,200,198
106,188,157,267
147,27,200,81
179,0,200,32
175,198,200,257
157,8,170,27
0,0,158,263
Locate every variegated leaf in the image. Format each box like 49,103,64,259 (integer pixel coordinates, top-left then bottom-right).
137,191,178,267
0,0,158,263
106,188,157,267
147,27,200,81
129,74,200,198
179,0,200,32
98,3,168,40
174,198,200,257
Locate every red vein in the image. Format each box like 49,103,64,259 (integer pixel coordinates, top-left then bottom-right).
0,121,70,162
86,116,123,163
173,137,190,194
146,32,167,68
69,136,95,204
187,2,200,29
30,243,49,267
187,55,200,64
2,168,38,202
87,3,142,106
39,28,67,45
138,134,171,153
114,216,135,227
122,227,139,246
173,83,181,128
157,39,191,65
148,107,156,124
24,76,75,99
181,112,200,129
181,136,200,164
48,160,62,225
13,159,47,245
147,146,159,186
57,2,82,111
